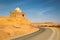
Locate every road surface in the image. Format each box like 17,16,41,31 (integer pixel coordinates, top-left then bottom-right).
11,27,60,40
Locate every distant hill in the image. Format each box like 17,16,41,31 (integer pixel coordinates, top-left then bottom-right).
31,22,60,27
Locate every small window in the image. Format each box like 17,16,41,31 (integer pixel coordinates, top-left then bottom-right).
22,14,24,17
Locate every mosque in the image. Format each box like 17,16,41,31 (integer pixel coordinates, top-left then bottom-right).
10,8,24,17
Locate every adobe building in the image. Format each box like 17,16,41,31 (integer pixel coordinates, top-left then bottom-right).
10,8,24,17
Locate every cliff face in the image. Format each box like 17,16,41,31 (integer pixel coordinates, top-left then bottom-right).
0,8,38,40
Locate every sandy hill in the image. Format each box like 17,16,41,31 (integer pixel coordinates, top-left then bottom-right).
0,8,38,40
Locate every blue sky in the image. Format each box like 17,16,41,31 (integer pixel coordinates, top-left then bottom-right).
0,0,60,23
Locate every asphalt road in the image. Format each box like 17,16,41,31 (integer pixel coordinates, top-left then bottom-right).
11,27,60,40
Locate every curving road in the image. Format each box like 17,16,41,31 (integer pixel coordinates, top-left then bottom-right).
11,27,60,40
